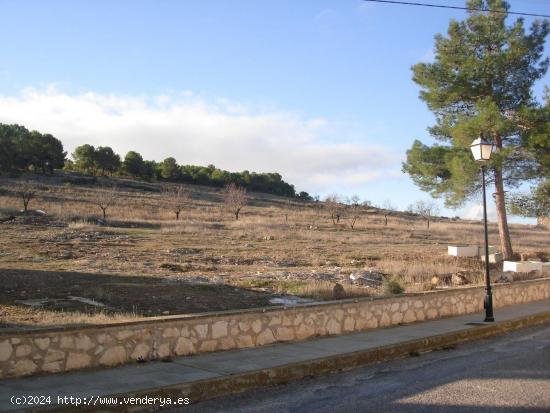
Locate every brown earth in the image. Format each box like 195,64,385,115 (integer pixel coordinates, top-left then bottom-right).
0,174,548,329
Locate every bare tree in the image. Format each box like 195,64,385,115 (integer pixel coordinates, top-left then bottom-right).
346,195,362,230
162,185,190,220
325,194,344,225
284,198,294,223
18,182,36,214
223,183,247,220
306,195,323,227
382,199,396,226
94,185,117,220
412,200,440,229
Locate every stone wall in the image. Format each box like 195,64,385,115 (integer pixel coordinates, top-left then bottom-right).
1,278,549,379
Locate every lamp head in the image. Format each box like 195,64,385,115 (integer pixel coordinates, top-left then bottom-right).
470,136,494,161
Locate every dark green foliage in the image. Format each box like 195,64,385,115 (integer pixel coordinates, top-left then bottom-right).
0,123,66,175
1,122,309,198
154,159,301,198
403,140,479,207
403,0,549,207
94,146,120,176
0,124,23,172
99,150,304,197
509,90,550,218
509,180,550,218
402,0,550,258
32,133,66,174
123,151,145,177
72,144,97,175
297,191,313,201
72,145,120,176
159,157,180,180
142,160,158,180
521,88,550,180
180,164,210,185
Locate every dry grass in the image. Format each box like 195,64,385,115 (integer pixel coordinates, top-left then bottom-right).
0,174,548,328
231,279,376,301
0,304,140,330
293,281,377,300
375,255,484,285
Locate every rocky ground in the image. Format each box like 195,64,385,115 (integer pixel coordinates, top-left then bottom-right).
0,177,548,329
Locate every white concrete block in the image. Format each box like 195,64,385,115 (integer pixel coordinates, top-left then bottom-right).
529,261,543,273
542,262,550,275
503,261,543,273
503,261,522,272
448,245,479,257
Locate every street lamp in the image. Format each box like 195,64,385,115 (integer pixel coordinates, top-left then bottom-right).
470,135,495,322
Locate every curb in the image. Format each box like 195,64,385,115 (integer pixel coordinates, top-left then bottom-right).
20,310,550,413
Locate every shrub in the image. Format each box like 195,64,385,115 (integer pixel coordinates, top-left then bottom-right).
383,278,404,295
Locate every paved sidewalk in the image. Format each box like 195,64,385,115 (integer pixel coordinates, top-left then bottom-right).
0,300,549,412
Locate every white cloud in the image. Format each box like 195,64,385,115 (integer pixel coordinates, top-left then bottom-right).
457,202,536,225
0,87,401,193
459,203,498,222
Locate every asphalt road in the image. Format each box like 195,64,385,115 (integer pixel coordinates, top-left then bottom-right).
172,324,550,413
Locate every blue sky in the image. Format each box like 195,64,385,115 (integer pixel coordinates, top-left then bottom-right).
1,0,549,222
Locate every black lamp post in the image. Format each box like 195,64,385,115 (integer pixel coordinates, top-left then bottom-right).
470,135,495,322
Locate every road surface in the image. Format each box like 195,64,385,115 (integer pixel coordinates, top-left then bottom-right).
172,324,550,413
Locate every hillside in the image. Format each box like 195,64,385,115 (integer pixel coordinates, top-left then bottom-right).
0,173,548,330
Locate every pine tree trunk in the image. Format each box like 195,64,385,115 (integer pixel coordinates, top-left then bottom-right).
493,168,513,260
492,132,513,260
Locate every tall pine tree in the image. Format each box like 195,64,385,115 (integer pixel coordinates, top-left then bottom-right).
403,0,549,259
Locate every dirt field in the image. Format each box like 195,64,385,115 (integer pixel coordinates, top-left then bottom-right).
1,174,548,329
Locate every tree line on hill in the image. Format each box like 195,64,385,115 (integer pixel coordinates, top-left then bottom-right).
0,124,66,175
0,123,312,200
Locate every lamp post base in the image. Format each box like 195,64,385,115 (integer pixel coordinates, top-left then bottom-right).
484,291,494,322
